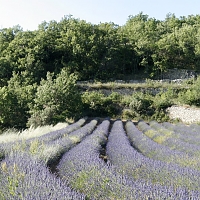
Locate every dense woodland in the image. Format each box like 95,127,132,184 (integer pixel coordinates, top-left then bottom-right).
2,12,200,82
1,13,200,129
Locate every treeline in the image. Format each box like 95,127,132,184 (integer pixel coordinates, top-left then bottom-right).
1,13,200,83
1,13,200,129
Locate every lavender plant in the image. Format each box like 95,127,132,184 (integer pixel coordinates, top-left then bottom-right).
107,120,200,192
149,120,200,156
0,152,85,200
0,118,95,164
0,118,86,158
138,120,200,170
162,122,200,145
40,119,98,165
26,117,87,144
58,120,200,199
2,118,200,199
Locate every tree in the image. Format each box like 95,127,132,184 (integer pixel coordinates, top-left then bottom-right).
0,87,22,129
124,13,160,75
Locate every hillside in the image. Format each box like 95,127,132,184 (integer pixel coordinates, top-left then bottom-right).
1,13,200,129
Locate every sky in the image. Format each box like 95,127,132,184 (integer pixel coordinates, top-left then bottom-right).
0,0,200,31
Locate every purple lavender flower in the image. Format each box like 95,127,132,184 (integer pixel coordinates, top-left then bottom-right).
0,152,85,199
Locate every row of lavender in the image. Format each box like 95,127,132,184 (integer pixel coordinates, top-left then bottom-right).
1,118,200,199
162,121,200,145
0,118,86,159
0,118,98,199
150,121,200,155
137,120,200,170
58,119,200,199
0,152,85,199
109,121,200,191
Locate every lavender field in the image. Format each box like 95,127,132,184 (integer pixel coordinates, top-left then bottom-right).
0,118,200,199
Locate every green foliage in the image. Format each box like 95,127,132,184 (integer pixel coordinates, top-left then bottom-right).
0,58,13,86
121,89,176,121
2,14,200,129
121,109,136,119
178,77,200,106
178,89,199,105
151,109,170,122
0,82,32,128
1,14,200,84
0,69,36,130
82,91,120,117
153,88,177,109
149,88,177,122
128,92,153,117
0,86,27,129
27,68,83,127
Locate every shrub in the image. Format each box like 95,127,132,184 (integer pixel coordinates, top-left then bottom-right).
81,91,120,117
0,86,30,129
27,68,83,127
178,77,200,106
153,88,176,109
128,92,153,117
151,108,170,122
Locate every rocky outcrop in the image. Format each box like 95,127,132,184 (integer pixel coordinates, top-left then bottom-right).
167,105,200,124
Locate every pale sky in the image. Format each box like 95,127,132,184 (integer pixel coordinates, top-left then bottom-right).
0,0,200,31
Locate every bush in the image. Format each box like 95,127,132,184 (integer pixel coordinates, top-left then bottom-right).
121,109,136,119
178,89,199,106
0,87,19,129
151,108,170,122
0,85,36,129
178,77,200,106
128,92,153,117
0,71,37,129
153,88,176,110
81,91,120,117
27,68,83,127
